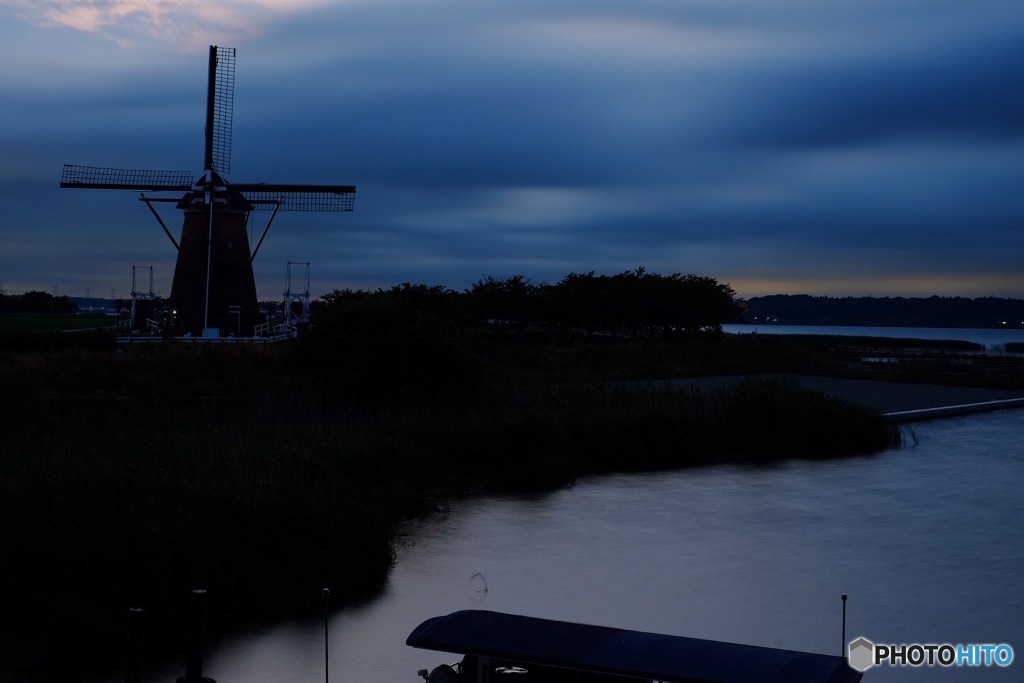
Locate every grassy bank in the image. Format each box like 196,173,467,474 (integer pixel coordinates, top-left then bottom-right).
1,332,896,680
0,314,122,333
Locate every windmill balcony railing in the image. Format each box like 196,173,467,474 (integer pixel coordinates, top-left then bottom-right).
254,321,298,340
115,323,298,344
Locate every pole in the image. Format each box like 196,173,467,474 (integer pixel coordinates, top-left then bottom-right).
203,173,214,333
125,607,145,683
841,593,848,683
323,588,330,683
177,589,214,683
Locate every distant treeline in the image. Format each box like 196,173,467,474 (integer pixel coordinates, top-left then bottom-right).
0,290,77,314
742,294,1024,329
314,269,741,338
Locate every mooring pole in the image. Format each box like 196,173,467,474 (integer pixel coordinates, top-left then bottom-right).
125,607,146,683
177,589,215,683
841,593,848,683
323,588,330,683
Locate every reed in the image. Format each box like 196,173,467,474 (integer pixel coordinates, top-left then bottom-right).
1,335,895,678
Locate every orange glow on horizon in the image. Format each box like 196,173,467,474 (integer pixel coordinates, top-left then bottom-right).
729,274,1024,300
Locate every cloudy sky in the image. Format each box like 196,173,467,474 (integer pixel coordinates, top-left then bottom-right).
1,0,1021,301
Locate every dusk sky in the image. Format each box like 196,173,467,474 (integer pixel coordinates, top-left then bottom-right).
1,0,1022,302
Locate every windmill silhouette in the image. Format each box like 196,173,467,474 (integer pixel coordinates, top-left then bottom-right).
61,46,356,337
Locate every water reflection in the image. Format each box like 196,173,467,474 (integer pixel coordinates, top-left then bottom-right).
197,410,1023,683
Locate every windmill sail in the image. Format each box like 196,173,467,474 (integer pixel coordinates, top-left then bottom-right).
205,46,235,173
61,164,193,191
235,184,357,211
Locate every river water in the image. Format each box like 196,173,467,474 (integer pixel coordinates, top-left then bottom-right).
178,408,1023,683
721,324,1024,350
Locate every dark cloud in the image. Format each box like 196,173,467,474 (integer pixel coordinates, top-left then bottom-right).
720,36,1024,149
1,0,1023,299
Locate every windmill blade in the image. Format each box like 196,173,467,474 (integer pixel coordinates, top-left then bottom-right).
60,164,194,191
235,183,357,212
204,45,236,174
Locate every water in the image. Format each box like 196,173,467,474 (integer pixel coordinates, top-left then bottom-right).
722,324,1024,350
184,409,1024,683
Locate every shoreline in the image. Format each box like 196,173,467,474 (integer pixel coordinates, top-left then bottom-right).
883,396,1024,422
672,374,1024,421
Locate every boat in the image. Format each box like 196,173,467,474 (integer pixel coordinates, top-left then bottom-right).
407,610,862,683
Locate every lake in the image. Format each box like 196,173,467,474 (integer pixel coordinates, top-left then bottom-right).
171,407,1023,683
722,324,1024,350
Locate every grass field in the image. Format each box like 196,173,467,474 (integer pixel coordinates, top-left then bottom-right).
0,314,124,332
1,326,907,680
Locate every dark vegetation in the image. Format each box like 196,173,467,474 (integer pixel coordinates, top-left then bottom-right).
0,272,983,682
743,293,1024,329
0,291,77,316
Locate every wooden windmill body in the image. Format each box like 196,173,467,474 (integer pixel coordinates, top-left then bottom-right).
61,46,356,337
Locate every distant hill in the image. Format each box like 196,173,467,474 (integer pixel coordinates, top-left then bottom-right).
740,295,1024,329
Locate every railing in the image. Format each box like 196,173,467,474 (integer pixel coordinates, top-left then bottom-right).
254,322,298,340
117,322,298,344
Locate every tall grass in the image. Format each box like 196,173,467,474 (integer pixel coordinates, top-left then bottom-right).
0,336,895,679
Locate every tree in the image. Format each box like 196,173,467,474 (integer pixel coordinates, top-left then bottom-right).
466,275,540,332
0,291,77,314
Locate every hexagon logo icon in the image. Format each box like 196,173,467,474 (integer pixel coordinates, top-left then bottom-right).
848,637,875,672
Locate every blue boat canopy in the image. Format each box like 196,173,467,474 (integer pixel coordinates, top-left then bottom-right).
407,610,862,683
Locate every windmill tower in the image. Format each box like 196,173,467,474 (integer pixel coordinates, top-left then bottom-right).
61,46,356,338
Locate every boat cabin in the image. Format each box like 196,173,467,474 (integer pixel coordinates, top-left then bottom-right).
407,610,862,683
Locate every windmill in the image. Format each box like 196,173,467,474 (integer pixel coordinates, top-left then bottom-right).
61,46,356,338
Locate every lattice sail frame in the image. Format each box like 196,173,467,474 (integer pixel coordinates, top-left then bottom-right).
61,164,193,191
205,46,236,173
238,187,357,212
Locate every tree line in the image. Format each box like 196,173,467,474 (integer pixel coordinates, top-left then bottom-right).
743,294,1024,329
0,291,77,314
312,269,741,339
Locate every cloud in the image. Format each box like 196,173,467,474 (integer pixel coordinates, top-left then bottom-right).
2,0,1023,300
1,0,337,48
